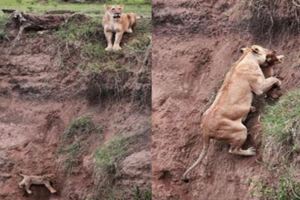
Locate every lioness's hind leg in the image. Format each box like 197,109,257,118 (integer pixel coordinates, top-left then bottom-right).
25,184,32,194
44,181,57,194
18,181,24,189
228,128,256,156
126,28,133,33
229,146,256,156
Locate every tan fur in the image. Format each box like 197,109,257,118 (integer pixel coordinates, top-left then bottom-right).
182,45,284,181
18,173,57,194
102,5,137,51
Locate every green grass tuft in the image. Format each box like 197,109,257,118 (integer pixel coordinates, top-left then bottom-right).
126,34,151,52
64,116,102,139
250,176,300,200
258,90,300,200
82,42,106,58
262,89,300,145
55,13,151,72
133,186,152,200
56,17,102,42
92,135,129,199
59,116,102,174
59,141,82,174
0,0,151,16
94,136,127,169
0,14,8,40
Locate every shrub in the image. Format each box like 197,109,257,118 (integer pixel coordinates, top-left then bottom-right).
0,14,8,40
59,141,82,174
133,186,152,200
94,136,127,169
63,116,102,139
244,0,300,40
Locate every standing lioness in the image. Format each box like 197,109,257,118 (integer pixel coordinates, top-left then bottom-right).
182,45,284,181
102,5,137,51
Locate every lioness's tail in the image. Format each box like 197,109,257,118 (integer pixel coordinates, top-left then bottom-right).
181,136,210,182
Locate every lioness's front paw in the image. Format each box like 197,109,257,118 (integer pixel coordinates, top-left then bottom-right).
105,46,113,51
246,147,256,156
113,45,122,51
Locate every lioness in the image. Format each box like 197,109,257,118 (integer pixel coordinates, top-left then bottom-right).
102,5,137,51
18,173,57,194
182,45,284,181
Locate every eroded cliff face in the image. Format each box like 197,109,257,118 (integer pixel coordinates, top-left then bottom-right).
152,0,300,199
0,13,151,200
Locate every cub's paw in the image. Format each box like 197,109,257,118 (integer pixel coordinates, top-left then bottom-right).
276,80,282,88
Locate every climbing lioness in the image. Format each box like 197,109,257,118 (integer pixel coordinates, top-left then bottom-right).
102,5,137,51
182,45,284,181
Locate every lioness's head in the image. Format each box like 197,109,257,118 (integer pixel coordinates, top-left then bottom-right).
241,45,284,66
104,5,124,19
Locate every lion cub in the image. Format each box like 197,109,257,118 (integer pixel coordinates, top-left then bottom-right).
18,173,57,194
102,5,137,51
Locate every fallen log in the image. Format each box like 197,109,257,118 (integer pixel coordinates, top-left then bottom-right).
7,11,88,50
2,9,16,14
10,11,88,31
45,10,76,15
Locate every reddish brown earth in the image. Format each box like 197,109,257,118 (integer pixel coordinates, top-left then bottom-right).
0,15,151,200
152,0,300,200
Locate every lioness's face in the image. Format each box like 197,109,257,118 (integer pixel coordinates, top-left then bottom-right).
241,45,284,66
251,45,273,65
105,5,124,19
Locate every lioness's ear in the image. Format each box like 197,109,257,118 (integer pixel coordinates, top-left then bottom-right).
240,47,247,53
251,45,260,54
104,4,111,10
240,47,250,53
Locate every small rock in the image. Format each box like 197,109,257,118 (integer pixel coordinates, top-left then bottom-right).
121,150,151,179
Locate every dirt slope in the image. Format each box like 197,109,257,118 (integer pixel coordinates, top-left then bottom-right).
152,1,300,200
0,13,151,200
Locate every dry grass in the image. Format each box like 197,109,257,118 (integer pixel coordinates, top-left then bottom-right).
244,0,300,40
